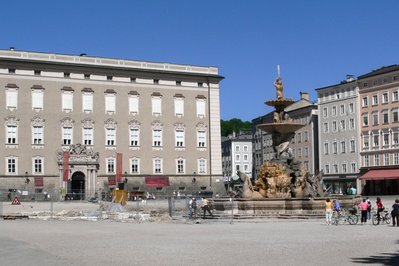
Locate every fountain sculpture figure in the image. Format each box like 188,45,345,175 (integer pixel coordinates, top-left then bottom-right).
243,71,323,198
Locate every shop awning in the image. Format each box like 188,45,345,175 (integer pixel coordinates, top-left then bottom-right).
359,169,399,180
145,176,170,187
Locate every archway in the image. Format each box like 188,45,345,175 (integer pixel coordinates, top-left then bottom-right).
71,171,85,200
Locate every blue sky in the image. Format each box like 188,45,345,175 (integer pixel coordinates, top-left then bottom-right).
2,0,399,121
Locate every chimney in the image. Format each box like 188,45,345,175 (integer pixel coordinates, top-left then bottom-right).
300,91,309,101
346,75,355,82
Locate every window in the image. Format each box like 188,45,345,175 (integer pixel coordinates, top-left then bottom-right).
6,87,18,110
32,89,43,110
198,159,206,174
340,120,346,131
304,147,309,157
82,93,93,112
393,131,399,145
32,126,43,144
154,158,163,173
298,148,302,158
374,154,380,166
106,128,116,146
349,103,354,113
153,79,159,84
364,155,369,167
362,97,368,107
8,68,15,73
363,135,369,150
107,76,113,81
62,127,72,145
128,95,139,115
152,97,162,115
236,164,240,172
393,91,399,102
33,157,43,174
196,99,206,118
324,142,329,155
323,123,329,133
129,128,140,146
304,131,308,142
332,121,337,132
152,129,162,146
325,164,330,174
64,72,70,78
362,113,369,126
332,106,337,116
243,145,248,152
372,95,378,105
373,134,379,148
175,129,185,147
372,112,378,126
236,154,240,161
235,146,240,152
6,157,17,174
341,141,346,153
106,158,115,173
394,153,399,165
333,142,338,154
62,91,73,111
383,133,389,146
384,154,389,165
84,74,90,79
105,93,116,113
177,159,185,174
392,108,399,122
382,92,388,103
340,104,345,115
130,158,140,174
83,128,93,145
323,108,328,117
350,139,355,153
342,163,347,173
6,125,17,144
349,118,355,130
174,97,184,116
244,154,248,161
351,163,356,173
197,130,206,147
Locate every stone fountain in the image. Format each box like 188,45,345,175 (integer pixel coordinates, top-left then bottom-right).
243,74,324,199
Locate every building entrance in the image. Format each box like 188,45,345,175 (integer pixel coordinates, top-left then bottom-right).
71,172,85,200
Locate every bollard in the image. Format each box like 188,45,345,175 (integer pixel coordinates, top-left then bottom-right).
50,200,54,220
230,197,233,224
167,197,172,217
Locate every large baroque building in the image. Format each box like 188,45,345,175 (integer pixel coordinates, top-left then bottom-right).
316,76,361,194
0,49,225,200
357,66,399,195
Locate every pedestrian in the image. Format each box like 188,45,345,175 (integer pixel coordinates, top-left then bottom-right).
391,199,399,227
201,197,214,219
325,198,332,225
188,197,197,219
366,197,371,220
375,197,385,225
7,192,12,201
358,198,369,225
333,199,341,213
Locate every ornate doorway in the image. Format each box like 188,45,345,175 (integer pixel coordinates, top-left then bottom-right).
71,172,85,200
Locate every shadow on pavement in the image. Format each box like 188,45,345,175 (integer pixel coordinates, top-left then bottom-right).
351,240,399,265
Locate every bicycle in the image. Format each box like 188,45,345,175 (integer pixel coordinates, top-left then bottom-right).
372,210,391,225
332,208,358,225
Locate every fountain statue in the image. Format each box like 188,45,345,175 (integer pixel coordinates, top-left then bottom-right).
242,69,324,198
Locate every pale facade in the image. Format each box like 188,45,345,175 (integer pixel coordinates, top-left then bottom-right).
0,49,224,199
316,78,360,194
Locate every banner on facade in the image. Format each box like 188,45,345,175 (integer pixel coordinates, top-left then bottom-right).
108,176,117,186
145,176,170,187
116,153,123,183
63,151,70,182
34,177,44,187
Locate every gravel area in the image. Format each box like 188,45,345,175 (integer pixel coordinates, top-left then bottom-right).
0,218,398,266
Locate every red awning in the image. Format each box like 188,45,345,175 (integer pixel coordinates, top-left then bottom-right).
359,169,399,180
145,176,169,187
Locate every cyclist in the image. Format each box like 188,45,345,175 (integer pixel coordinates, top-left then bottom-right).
333,199,342,214
375,197,385,225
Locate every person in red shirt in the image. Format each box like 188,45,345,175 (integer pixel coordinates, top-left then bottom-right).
376,197,384,225
358,198,369,224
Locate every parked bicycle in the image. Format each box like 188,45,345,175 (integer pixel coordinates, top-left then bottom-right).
372,210,391,225
332,208,359,225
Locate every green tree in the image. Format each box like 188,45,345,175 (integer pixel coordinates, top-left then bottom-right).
221,118,252,136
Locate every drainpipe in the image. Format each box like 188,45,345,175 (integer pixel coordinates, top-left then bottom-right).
207,78,212,190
